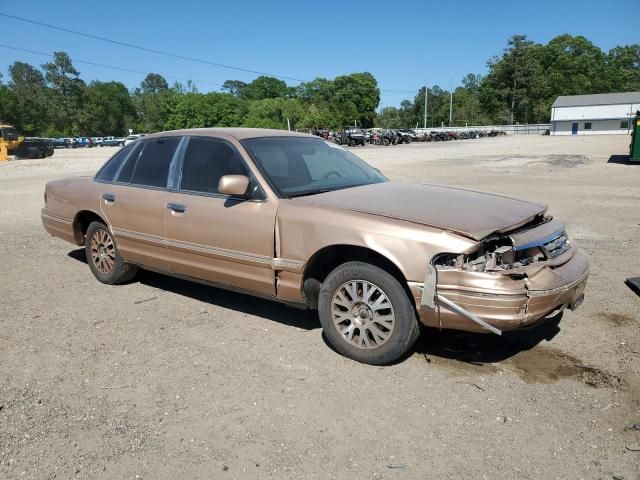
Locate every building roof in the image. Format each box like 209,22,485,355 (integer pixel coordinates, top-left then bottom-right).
552,92,640,108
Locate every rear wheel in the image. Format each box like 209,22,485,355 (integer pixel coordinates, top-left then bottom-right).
85,221,138,284
318,261,419,365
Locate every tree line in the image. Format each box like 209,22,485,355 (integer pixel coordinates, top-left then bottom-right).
0,34,638,136
378,34,639,128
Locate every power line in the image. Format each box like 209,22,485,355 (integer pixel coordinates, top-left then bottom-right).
0,44,225,89
0,12,306,82
0,12,418,95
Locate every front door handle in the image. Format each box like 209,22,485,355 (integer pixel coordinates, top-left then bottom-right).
167,202,186,213
102,193,115,202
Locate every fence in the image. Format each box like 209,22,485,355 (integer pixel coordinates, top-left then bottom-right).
412,124,550,135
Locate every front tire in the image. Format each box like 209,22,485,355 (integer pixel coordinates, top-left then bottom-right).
318,261,419,365
85,221,138,284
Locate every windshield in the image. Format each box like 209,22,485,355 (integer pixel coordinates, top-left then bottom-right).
1,127,18,140
242,137,387,198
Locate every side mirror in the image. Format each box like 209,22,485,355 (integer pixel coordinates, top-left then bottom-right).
218,175,250,197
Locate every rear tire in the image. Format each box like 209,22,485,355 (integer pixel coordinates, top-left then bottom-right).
318,261,419,365
85,221,138,284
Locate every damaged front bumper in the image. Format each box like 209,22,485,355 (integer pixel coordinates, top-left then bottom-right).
410,248,590,334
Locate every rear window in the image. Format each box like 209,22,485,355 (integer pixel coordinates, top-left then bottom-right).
127,137,180,188
95,145,133,181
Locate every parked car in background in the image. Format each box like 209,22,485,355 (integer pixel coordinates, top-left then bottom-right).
53,138,71,148
16,137,54,158
73,137,94,148
101,137,125,147
333,127,366,147
41,128,589,365
124,134,145,146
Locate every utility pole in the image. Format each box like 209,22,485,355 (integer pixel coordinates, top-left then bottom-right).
423,84,428,129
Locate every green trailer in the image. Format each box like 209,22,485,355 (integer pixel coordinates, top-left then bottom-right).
631,111,640,162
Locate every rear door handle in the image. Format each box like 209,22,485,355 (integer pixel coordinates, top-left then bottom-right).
167,202,186,213
102,193,115,202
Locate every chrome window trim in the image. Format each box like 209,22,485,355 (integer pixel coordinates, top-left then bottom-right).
167,136,189,190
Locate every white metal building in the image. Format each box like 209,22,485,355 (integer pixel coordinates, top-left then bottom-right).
550,91,640,135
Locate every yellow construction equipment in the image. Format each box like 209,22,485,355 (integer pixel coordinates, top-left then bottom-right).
0,124,53,159
0,124,23,156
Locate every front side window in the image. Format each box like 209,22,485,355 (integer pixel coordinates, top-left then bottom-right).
180,137,248,194
242,137,386,198
122,137,180,187
95,145,133,181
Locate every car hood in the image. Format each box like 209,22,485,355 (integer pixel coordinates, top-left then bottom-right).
291,182,547,241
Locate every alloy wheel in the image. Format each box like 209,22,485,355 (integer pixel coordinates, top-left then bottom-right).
90,228,115,274
331,280,395,350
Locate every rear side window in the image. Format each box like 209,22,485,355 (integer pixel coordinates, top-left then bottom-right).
180,137,248,194
95,145,132,181
124,137,180,188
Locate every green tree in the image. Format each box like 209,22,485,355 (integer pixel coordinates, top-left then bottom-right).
7,61,49,135
606,44,640,92
243,76,289,100
333,72,380,127
0,73,18,127
222,80,248,97
165,92,246,129
243,98,305,129
42,52,87,134
375,107,402,128
83,81,135,135
140,73,169,94
480,35,545,124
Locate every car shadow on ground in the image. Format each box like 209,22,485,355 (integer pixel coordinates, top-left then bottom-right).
607,154,636,165
69,247,561,362
67,248,320,331
412,314,562,365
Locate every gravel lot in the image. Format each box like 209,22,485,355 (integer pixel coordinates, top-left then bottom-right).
1,135,639,479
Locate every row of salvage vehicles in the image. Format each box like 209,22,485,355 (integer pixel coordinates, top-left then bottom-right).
0,125,54,160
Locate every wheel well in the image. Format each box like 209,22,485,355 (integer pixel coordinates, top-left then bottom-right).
302,245,412,309
73,210,106,244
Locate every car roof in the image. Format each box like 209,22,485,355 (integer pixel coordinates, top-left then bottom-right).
143,128,314,141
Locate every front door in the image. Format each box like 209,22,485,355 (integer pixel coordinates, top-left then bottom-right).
571,122,578,135
163,136,278,295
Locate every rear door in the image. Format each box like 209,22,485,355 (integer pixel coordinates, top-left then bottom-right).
163,136,278,295
99,137,182,270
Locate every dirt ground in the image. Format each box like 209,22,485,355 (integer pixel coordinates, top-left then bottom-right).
1,134,639,479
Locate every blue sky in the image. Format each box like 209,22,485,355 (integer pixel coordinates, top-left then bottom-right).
1,0,638,107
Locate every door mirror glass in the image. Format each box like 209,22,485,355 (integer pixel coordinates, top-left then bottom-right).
218,175,250,197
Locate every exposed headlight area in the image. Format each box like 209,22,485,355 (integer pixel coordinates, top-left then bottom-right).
433,224,572,273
